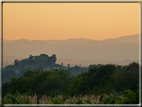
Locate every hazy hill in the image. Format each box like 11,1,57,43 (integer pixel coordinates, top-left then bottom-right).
3,34,139,66
101,34,139,43
3,54,67,82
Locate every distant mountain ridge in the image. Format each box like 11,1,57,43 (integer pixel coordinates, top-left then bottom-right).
101,34,139,43
3,34,139,66
3,33,139,43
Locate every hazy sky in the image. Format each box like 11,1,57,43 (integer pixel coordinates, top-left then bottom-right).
3,3,139,40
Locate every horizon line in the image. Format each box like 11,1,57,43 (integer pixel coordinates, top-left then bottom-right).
3,33,139,41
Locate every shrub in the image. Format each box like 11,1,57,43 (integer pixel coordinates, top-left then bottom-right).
101,94,123,104
122,90,139,104
69,101,75,104
50,97,63,104
84,100,92,104
3,92,30,104
76,99,83,104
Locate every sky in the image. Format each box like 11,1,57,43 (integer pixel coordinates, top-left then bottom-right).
3,3,140,40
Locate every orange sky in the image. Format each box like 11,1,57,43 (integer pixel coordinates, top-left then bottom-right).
3,3,140,40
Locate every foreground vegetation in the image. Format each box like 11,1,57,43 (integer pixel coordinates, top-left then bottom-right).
3,89,139,104
2,58,139,104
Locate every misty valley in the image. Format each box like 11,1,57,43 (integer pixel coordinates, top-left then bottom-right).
3,34,139,67
2,54,139,104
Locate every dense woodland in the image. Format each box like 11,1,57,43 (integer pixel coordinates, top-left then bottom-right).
2,54,140,104
3,54,63,82
3,54,88,82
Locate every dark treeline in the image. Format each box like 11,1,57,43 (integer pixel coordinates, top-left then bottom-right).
3,54,89,82
14,54,56,68
3,54,57,82
2,62,139,104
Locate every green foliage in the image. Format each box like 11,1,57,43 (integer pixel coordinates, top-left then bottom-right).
99,89,139,104
3,91,30,104
100,94,123,104
69,101,75,104
127,62,139,72
84,100,92,104
3,66,16,82
69,65,88,76
14,59,20,69
23,69,38,77
3,54,59,82
3,94,20,104
2,62,140,104
3,68,72,97
111,66,139,92
96,64,116,79
88,66,97,77
50,97,63,104
122,89,139,104
62,95,68,102
19,65,34,76
76,99,83,104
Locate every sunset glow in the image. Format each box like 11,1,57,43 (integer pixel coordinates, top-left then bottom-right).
3,3,139,40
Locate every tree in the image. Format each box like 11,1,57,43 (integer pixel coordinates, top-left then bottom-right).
67,63,70,69
127,62,139,72
88,66,97,77
96,64,116,79
14,59,20,69
3,67,16,82
111,68,139,92
18,65,34,76
51,54,57,64
28,54,34,65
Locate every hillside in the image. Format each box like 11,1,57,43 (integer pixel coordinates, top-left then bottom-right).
101,34,139,43
3,54,67,82
3,34,139,66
